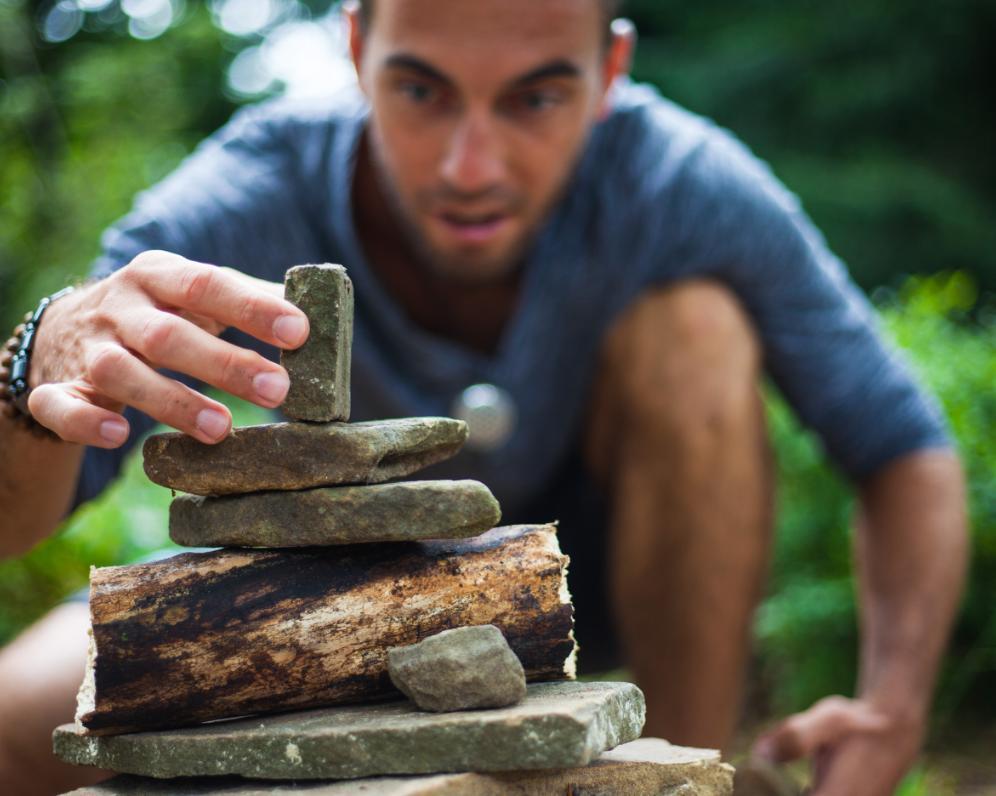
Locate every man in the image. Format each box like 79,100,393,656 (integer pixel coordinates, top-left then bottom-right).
0,1,967,794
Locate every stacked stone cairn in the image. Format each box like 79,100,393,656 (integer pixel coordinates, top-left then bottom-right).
53,265,734,795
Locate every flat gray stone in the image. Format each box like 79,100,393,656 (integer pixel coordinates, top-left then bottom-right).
170,480,501,548
388,625,526,712
61,739,733,795
281,264,353,422
142,418,468,496
54,681,645,782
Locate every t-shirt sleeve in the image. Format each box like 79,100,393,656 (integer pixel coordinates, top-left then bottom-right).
639,116,951,480
73,101,303,510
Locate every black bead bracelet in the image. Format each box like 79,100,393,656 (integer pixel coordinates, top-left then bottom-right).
1,285,75,433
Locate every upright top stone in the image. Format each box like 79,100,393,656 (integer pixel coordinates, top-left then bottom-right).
281,264,353,422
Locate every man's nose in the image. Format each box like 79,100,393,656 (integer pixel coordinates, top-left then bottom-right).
439,112,507,195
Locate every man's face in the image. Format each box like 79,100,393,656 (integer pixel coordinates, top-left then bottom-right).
351,0,618,283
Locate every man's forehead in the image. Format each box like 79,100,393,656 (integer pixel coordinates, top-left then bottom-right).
365,0,604,81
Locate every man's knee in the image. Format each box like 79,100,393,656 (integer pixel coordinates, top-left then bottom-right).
588,280,763,468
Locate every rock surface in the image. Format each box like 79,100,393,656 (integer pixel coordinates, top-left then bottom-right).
169,479,501,547
733,758,802,796
281,264,353,422
54,681,645,781
62,739,733,795
143,418,468,496
388,625,526,712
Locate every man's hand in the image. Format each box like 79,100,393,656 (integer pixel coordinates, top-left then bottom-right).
27,250,309,447
752,695,924,796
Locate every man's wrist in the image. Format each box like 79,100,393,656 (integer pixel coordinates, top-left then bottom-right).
858,634,942,728
858,683,930,736
1,285,77,435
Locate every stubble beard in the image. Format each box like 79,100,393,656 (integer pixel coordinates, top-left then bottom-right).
365,133,541,286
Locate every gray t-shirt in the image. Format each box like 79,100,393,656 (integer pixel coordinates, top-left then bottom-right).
75,80,949,515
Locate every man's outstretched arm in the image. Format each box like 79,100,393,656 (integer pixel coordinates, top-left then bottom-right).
0,416,87,560
0,251,309,558
756,447,968,795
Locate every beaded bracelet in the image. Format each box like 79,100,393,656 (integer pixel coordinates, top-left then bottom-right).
1,285,76,436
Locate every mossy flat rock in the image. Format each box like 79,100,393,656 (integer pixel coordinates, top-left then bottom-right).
143,417,468,496
388,625,526,712
280,264,353,422
54,681,646,781
169,479,501,548
62,739,733,795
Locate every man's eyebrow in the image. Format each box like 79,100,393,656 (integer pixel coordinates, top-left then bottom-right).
384,54,452,86
510,59,582,87
382,55,582,89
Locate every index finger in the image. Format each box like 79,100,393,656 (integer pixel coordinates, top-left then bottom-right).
753,697,888,763
131,255,309,350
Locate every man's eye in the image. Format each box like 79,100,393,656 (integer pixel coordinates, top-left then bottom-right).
524,92,556,109
507,89,563,115
398,82,436,104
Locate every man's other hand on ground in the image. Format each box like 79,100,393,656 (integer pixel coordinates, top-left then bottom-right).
753,695,923,795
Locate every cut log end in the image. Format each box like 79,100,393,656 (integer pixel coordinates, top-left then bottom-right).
74,621,97,730
559,551,578,682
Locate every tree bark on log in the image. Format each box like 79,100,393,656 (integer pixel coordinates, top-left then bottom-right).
77,524,575,736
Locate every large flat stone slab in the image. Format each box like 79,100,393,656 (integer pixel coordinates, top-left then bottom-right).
55,681,645,781
281,264,353,422
143,418,468,496
62,739,733,795
169,479,501,547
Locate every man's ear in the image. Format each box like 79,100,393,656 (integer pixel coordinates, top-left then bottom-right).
344,0,366,89
597,18,636,121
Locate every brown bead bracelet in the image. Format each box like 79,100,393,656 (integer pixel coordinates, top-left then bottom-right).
1,285,76,437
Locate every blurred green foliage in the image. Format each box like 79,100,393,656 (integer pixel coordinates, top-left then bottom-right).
759,272,996,722
0,0,236,331
625,0,996,292
0,0,993,751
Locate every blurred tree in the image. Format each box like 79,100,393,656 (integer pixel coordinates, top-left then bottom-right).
1,0,237,330
625,0,996,291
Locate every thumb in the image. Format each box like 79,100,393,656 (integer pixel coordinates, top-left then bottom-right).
753,696,890,763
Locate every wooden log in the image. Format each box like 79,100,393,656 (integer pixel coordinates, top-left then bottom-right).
76,525,575,736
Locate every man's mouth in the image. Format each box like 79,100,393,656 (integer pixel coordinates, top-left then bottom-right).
433,211,512,245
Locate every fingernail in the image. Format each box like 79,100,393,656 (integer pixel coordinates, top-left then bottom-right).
195,409,229,441
99,420,129,445
273,314,307,347
753,739,775,761
253,370,289,404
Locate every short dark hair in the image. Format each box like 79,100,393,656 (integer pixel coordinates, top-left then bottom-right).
355,0,625,40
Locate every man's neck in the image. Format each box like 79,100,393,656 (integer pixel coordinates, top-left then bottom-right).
351,133,521,356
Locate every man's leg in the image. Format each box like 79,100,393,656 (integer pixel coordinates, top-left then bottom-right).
586,279,775,749
0,602,110,794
